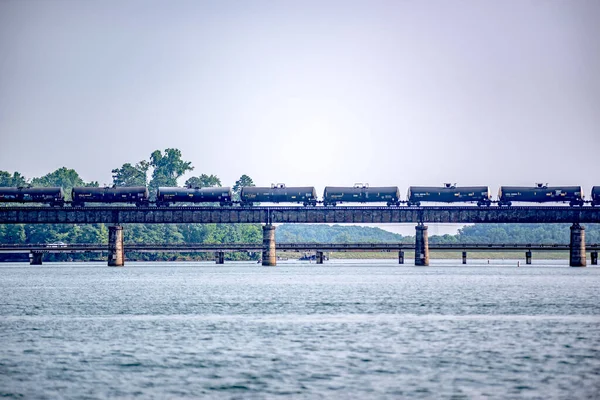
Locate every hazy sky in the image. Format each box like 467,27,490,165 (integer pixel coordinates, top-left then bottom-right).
1,0,599,198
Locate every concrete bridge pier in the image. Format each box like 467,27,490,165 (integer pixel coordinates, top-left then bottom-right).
398,250,404,264
262,224,277,266
462,251,467,265
316,251,324,264
526,251,532,265
415,225,429,266
108,225,124,267
30,252,43,265
591,251,598,265
569,223,586,267
215,251,225,264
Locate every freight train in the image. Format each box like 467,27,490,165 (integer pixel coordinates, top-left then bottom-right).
0,183,597,207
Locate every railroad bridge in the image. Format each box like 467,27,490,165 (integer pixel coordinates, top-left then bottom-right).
1,205,599,267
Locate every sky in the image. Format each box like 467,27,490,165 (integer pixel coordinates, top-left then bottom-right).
1,0,599,233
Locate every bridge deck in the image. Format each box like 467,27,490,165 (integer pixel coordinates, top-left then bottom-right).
0,205,599,224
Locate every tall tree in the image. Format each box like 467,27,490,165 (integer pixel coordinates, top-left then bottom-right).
112,161,149,187
0,225,26,243
0,171,27,187
30,167,98,200
149,149,194,191
31,167,84,188
185,174,221,188
0,171,10,187
233,174,255,201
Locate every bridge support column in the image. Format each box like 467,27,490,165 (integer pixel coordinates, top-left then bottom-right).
570,223,586,267
316,251,324,264
30,252,43,265
108,225,124,267
462,251,467,265
398,250,404,264
591,251,598,265
215,251,225,264
262,224,276,266
526,251,532,265
415,225,429,266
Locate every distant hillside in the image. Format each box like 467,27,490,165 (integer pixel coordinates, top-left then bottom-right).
450,223,600,244
276,224,407,243
276,223,600,244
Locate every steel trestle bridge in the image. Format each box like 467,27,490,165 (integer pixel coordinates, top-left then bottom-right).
1,205,599,267
0,205,600,224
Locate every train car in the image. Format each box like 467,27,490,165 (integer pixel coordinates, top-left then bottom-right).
0,186,64,206
592,187,600,207
323,184,401,206
498,184,584,206
407,184,491,206
240,184,317,206
156,186,233,206
71,186,149,207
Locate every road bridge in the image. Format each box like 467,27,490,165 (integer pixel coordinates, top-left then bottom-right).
1,205,598,267
2,242,598,267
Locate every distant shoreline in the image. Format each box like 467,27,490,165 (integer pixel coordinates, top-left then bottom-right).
0,251,574,263
323,251,570,260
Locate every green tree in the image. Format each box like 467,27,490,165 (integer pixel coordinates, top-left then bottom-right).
112,161,149,187
239,225,261,243
31,167,84,188
179,224,209,243
0,225,26,243
0,171,11,186
185,174,222,188
70,224,108,244
149,149,194,192
162,225,185,243
0,171,28,187
31,167,98,200
232,174,255,201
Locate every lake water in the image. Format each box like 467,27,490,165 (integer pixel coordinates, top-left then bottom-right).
1,261,599,399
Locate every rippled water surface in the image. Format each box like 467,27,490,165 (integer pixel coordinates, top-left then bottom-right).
1,261,599,399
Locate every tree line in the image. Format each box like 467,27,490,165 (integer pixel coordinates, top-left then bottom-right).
1,148,599,261
0,148,260,261
278,224,600,244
